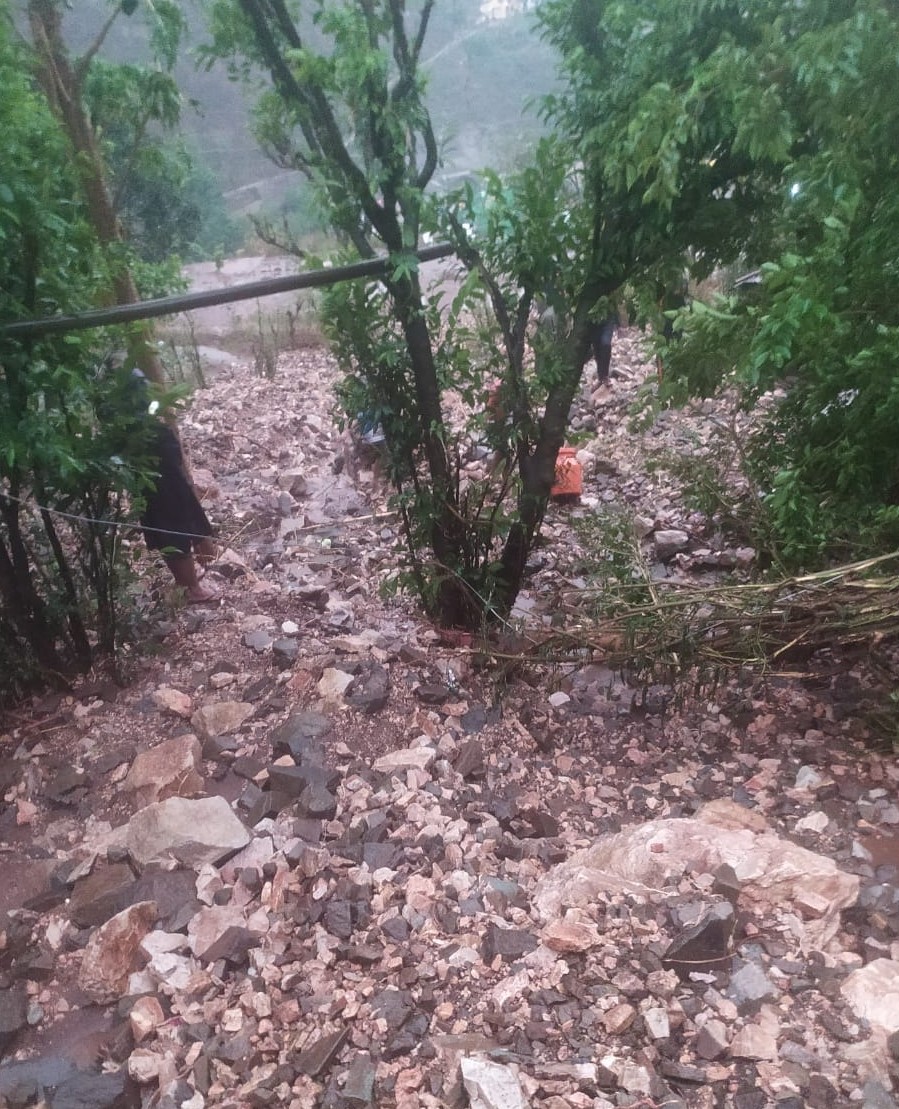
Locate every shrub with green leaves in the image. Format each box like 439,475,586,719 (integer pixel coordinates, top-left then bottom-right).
0,15,156,699
539,0,899,568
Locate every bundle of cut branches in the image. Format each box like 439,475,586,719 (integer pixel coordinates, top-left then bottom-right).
487,552,899,683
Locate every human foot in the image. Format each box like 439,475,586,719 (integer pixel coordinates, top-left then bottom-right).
187,582,221,603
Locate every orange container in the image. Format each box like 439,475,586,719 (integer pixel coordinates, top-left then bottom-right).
552,446,583,497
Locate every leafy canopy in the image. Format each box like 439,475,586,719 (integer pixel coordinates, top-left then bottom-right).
540,0,899,565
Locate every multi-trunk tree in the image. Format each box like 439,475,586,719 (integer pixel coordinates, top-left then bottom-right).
201,0,645,628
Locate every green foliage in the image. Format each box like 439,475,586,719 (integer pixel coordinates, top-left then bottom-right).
541,0,899,569
0,15,158,698
85,58,243,262
570,506,651,610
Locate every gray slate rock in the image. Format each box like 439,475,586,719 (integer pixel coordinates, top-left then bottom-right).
345,663,389,714
295,1028,349,1077
267,762,341,798
663,901,735,977
68,864,137,929
482,924,539,964
454,739,486,780
0,986,27,1053
49,1071,139,1109
342,1053,376,1104
727,960,779,1011
271,711,332,761
272,638,299,668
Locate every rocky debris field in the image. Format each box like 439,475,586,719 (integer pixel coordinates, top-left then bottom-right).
1,334,898,1109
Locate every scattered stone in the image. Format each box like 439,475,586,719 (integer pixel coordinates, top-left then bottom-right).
342,1053,376,1104
533,802,859,948
129,996,165,1043
68,863,138,929
602,1002,637,1035
317,668,355,702
270,710,332,760
372,747,435,775
272,638,300,667
482,924,538,964
120,734,204,806
190,701,253,739
654,529,690,560
42,1070,139,1109
461,1056,527,1109
0,987,27,1053
663,901,735,976
295,1027,349,1077
414,684,451,705
795,811,829,834
729,1023,778,1061
644,1007,670,1040
541,918,600,953
842,958,899,1033
152,687,193,718
727,961,779,1010
243,628,274,652
345,662,389,713
78,901,158,1003
454,739,487,779
124,796,250,868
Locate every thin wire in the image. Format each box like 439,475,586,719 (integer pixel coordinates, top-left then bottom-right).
0,489,213,543
0,489,398,541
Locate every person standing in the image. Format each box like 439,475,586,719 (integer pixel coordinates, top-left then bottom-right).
139,416,219,603
587,314,618,386
111,367,219,603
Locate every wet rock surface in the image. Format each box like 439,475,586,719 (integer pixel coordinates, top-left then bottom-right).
1,335,898,1106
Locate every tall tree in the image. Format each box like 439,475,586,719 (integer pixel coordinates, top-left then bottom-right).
26,0,186,385
0,7,155,696
203,0,586,625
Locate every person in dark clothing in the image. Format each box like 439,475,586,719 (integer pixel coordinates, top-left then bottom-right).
587,315,618,385
112,367,218,603
140,420,218,602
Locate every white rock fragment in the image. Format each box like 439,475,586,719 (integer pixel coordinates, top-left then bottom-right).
461,1056,527,1109
643,1007,670,1040
129,996,165,1043
532,799,858,949
190,701,253,739
128,1049,161,1083
795,810,829,834
842,959,899,1033
152,686,193,718
373,747,436,774
124,796,250,868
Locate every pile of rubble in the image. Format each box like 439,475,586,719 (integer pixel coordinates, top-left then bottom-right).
1,338,898,1109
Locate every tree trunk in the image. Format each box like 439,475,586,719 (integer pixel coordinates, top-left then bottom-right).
495,314,599,617
27,0,167,387
0,502,66,679
389,273,475,627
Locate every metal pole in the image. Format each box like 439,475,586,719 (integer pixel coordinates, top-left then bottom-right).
0,243,456,340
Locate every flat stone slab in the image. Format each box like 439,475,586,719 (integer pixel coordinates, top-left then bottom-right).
125,796,250,869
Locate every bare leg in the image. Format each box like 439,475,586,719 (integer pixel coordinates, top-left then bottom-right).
164,554,219,602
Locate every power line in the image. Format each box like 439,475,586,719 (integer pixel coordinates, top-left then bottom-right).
0,244,456,340
0,489,212,543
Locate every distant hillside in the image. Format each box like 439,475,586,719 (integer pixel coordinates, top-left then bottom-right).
45,0,556,195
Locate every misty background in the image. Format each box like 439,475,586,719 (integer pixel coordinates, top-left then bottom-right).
51,0,557,255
